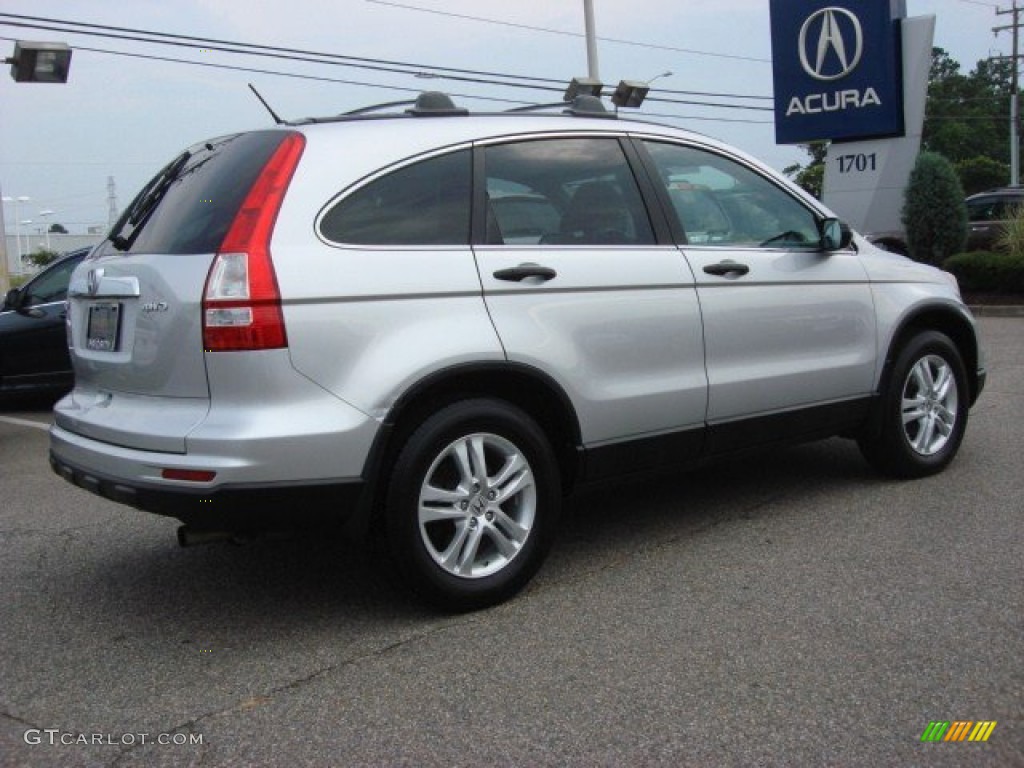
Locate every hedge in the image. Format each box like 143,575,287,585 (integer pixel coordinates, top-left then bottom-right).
942,251,1024,293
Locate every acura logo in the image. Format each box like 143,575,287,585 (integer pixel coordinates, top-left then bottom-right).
799,7,863,81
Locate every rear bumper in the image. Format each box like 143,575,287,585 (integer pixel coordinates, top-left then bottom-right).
50,449,365,530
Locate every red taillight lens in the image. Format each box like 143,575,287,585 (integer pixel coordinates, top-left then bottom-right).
203,132,305,351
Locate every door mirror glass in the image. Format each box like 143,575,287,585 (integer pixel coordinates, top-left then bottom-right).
820,218,852,250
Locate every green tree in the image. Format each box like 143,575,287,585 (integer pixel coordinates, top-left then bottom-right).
956,156,1009,195
783,141,828,198
48,222,68,234
22,249,61,269
902,152,968,265
923,48,1015,189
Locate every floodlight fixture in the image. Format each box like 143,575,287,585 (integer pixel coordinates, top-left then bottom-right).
611,80,650,109
564,77,603,101
6,41,72,83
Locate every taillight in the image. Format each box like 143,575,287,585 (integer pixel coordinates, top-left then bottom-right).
203,132,305,351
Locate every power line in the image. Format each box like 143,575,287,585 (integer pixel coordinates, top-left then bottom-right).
0,34,769,128
364,0,772,65
0,36,531,107
0,12,774,104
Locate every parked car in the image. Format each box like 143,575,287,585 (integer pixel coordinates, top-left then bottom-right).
0,248,89,397
49,93,985,610
965,186,1024,251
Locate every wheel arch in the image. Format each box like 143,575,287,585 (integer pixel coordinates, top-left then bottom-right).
353,362,583,532
880,304,981,405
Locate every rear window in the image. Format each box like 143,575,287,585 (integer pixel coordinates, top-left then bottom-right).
97,130,293,256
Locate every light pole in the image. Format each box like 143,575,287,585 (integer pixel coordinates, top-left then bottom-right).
2,195,31,271
39,209,54,250
20,219,33,266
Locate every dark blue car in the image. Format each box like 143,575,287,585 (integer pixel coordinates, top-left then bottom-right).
0,248,90,396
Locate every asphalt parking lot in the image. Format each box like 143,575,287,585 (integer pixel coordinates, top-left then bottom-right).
1,316,1021,768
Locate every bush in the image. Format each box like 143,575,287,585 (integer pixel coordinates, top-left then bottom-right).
902,152,968,266
995,204,1024,256
22,249,61,269
956,156,1008,196
943,251,1024,293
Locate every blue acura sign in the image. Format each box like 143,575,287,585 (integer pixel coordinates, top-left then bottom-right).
770,1,904,144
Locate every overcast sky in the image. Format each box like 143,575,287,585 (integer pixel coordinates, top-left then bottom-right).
0,0,1009,237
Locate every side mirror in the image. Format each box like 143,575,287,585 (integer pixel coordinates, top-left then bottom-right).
2,288,20,311
820,218,853,251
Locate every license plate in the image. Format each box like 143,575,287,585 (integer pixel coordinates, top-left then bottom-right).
86,302,122,352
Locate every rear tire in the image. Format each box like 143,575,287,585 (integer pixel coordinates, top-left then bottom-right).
858,331,968,478
384,398,561,611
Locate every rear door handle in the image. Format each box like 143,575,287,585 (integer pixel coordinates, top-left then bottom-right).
703,261,750,277
493,263,557,282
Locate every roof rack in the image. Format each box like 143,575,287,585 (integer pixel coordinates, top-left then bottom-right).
293,89,619,126
337,91,468,118
505,95,613,118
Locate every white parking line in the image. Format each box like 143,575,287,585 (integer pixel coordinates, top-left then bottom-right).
0,415,51,432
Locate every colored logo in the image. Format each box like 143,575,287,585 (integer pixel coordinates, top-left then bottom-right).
799,7,864,81
921,721,997,743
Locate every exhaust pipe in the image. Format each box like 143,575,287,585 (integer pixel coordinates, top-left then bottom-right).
177,525,236,548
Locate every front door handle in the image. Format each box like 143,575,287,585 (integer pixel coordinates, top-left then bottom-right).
703,261,750,277
493,263,558,282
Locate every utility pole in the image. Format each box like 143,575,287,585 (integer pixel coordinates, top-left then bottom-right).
995,1,1022,185
583,0,600,80
107,176,118,230
0,183,9,293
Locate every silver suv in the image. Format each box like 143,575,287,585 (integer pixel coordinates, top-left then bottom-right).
50,93,986,610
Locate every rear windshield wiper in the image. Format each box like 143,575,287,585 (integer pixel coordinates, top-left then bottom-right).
108,150,192,251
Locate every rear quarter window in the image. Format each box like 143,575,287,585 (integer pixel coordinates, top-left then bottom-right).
319,150,471,246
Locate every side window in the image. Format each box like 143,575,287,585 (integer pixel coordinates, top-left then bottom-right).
320,149,471,245
966,198,995,222
24,258,79,307
643,141,820,248
484,138,655,246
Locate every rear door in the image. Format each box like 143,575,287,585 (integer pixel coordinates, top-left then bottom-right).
473,136,707,460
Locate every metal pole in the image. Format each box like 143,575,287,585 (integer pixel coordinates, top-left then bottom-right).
583,0,600,80
1013,91,1020,186
996,1,1022,185
0,186,9,293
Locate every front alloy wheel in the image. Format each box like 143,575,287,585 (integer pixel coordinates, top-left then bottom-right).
858,330,969,478
900,353,959,457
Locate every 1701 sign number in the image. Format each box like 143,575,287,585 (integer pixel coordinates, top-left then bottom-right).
836,153,877,173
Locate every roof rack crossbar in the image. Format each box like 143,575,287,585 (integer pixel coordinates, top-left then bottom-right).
505,96,614,118
505,102,568,113
342,99,417,116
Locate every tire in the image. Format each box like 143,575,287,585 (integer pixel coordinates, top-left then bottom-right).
858,331,969,478
384,398,561,611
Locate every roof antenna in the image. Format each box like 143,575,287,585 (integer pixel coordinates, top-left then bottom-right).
248,83,284,125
